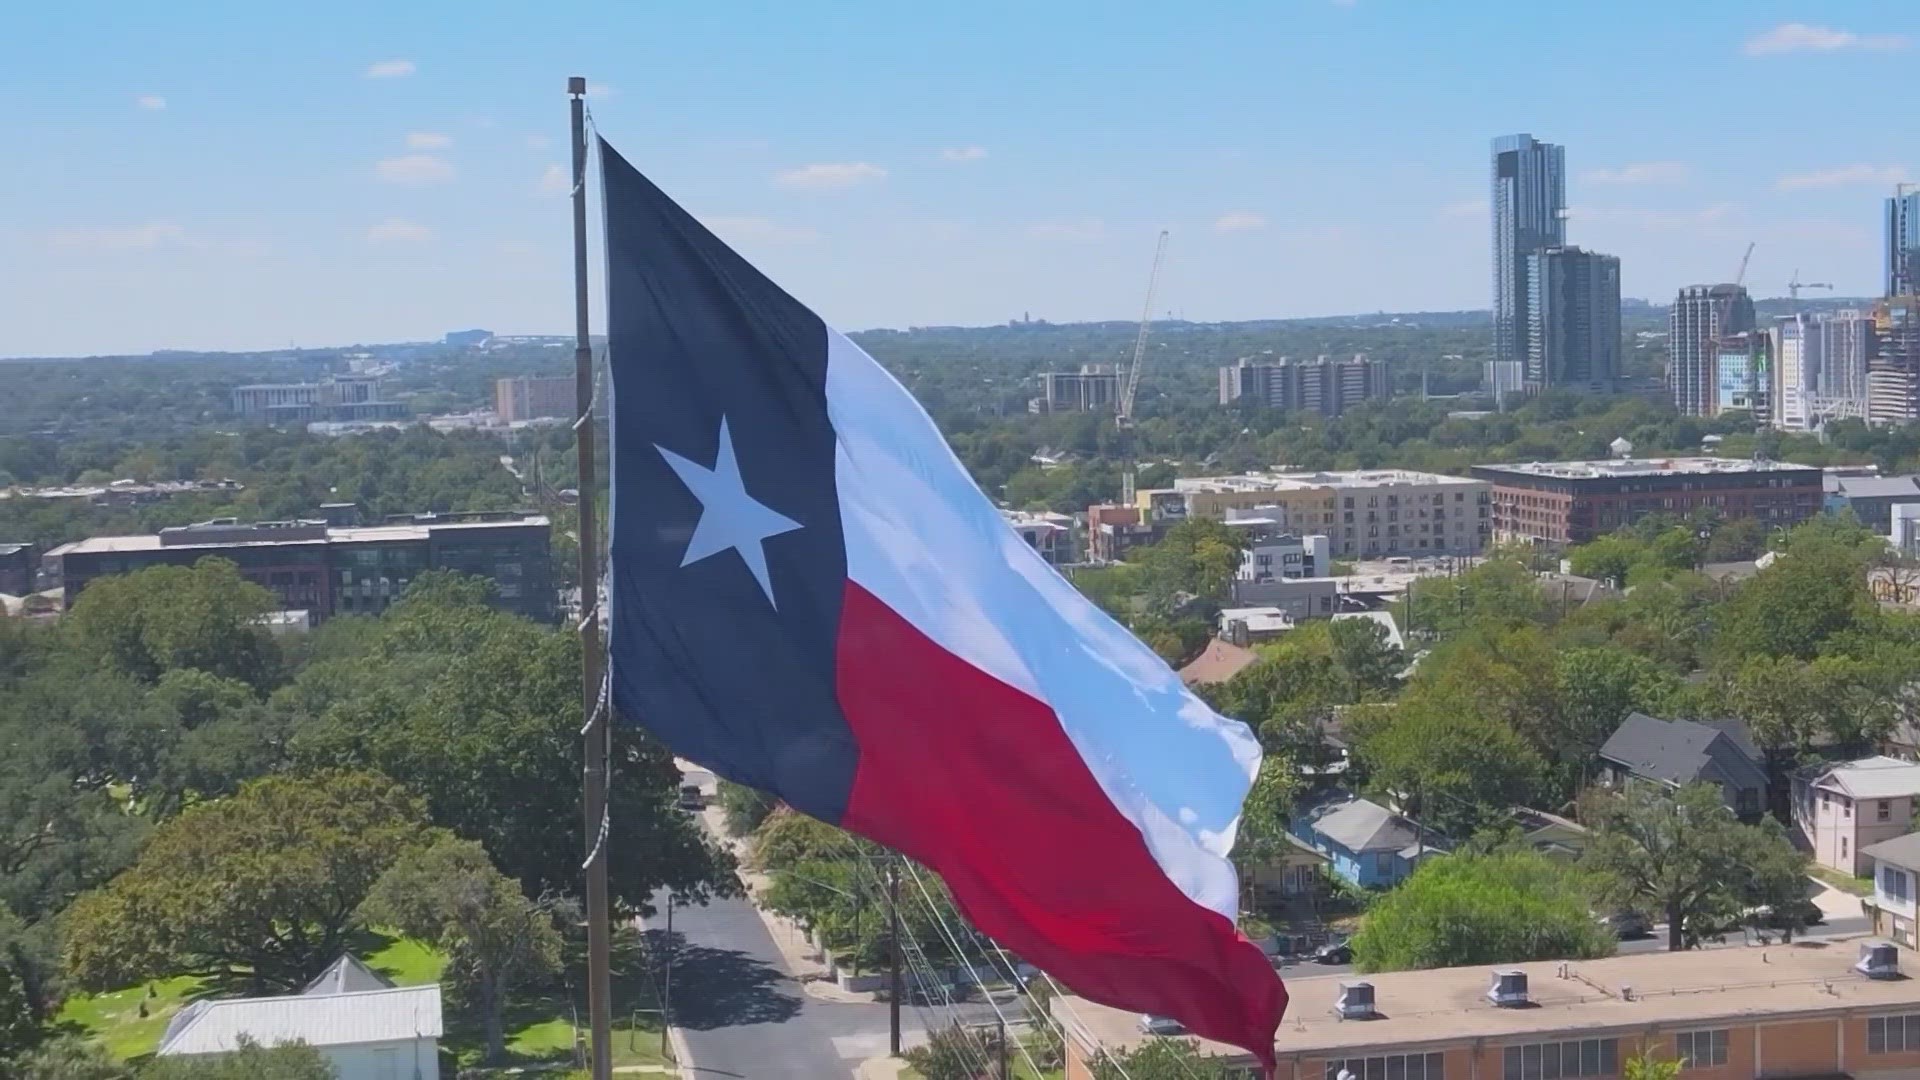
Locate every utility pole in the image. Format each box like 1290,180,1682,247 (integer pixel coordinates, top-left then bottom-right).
568,74,614,1080
659,893,674,1058
998,1016,1010,1080
888,858,902,1056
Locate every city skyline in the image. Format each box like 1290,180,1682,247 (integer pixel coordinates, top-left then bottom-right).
2,1,1917,357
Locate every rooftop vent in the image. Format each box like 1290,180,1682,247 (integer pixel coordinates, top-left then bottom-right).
1487,969,1530,1007
1334,981,1376,1020
1857,942,1901,980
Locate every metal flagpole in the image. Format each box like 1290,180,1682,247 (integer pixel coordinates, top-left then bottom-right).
569,74,615,1080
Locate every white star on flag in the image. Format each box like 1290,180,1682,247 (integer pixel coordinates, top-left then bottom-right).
655,417,802,607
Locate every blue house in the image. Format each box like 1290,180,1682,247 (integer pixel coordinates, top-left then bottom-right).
1292,796,1444,888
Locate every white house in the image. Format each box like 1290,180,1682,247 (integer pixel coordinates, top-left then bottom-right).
1794,756,1920,876
157,955,442,1079
1864,832,1920,950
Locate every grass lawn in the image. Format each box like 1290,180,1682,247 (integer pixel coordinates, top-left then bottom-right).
56,974,205,1061
1810,864,1875,897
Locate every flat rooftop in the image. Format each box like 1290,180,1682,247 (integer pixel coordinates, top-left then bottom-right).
46,515,549,557
1054,937,1905,1061
1474,457,1820,480
1166,470,1483,495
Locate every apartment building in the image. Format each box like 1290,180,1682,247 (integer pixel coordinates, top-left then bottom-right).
494,375,576,423
1056,943,1920,1080
1218,355,1391,415
1794,756,1920,877
1001,509,1074,566
1035,365,1120,413
1470,458,1823,547
231,377,407,423
46,511,553,623
1136,470,1490,559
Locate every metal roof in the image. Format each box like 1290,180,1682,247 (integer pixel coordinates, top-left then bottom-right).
156,984,442,1056
1809,756,1920,799
301,954,395,996
1862,832,1920,871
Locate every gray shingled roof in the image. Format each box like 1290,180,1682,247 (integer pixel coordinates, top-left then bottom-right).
1311,798,1426,853
1862,832,1920,871
1599,712,1766,790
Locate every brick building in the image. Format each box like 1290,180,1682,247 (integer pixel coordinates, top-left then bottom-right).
494,376,577,423
1056,943,1920,1079
1470,457,1823,547
46,511,553,623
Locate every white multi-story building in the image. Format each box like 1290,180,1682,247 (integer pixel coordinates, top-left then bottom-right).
1772,311,1873,431
1138,469,1490,559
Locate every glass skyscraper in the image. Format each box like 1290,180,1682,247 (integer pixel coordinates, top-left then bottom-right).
1525,247,1621,393
1889,189,1920,298
1491,134,1566,371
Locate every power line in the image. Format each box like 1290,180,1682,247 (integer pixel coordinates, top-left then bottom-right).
901,860,1045,1080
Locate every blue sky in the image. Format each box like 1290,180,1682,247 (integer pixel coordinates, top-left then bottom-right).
1,1,1914,357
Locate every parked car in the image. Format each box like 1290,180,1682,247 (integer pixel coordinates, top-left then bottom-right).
1311,940,1353,965
1138,1014,1186,1036
1754,898,1824,930
1598,911,1652,939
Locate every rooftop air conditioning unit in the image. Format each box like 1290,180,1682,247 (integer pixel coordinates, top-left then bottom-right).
1857,942,1901,980
1487,969,1530,1007
1334,981,1376,1020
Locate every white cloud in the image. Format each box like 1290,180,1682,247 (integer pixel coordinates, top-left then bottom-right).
47,222,186,252
1582,161,1691,186
1028,218,1105,241
939,146,988,162
1213,210,1269,233
535,164,570,196
1744,23,1909,56
364,59,417,79
1567,203,1736,228
367,218,431,245
700,215,821,245
773,162,888,191
374,154,454,186
526,134,550,151
406,132,452,150
135,94,166,112
1776,164,1911,191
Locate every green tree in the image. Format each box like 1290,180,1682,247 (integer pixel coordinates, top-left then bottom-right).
1091,1037,1243,1079
1328,617,1404,702
139,1037,335,1079
1231,756,1301,904
289,586,735,913
63,771,426,993
1723,654,1896,774
1133,520,1248,613
360,835,565,1065
1623,1051,1683,1080
1554,646,1681,780
904,1022,998,1080
1711,545,1875,662
1351,849,1615,971
8,1036,130,1080
718,780,777,838
1581,782,1808,952
1346,694,1543,838
65,558,282,689
1568,534,1643,590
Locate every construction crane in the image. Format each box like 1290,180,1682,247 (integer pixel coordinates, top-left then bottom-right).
1788,270,1834,304
1115,230,1170,429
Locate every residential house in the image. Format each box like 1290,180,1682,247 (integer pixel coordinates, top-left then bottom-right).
1863,832,1920,949
1293,796,1444,888
156,953,442,1078
1596,712,1767,820
1509,806,1590,859
1246,834,1331,899
1795,756,1920,876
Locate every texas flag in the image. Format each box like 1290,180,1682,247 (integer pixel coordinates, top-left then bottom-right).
599,138,1285,1062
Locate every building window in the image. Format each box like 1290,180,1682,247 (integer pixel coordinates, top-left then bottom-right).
1881,799,1893,822
1327,1052,1444,1080
1504,1039,1618,1080
1868,1014,1920,1053
1675,1030,1727,1069
1886,868,1910,903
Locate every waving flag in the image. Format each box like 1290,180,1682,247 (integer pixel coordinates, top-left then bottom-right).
599,137,1284,1062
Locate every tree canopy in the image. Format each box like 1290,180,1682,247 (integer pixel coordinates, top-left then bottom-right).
1352,849,1615,972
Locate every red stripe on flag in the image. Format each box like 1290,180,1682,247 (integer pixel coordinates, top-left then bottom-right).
834,580,1285,1065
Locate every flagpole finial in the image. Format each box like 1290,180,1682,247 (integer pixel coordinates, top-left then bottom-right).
568,76,586,97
